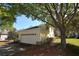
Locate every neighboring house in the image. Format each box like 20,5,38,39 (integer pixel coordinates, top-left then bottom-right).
0,30,9,41
8,31,18,40
17,24,55,45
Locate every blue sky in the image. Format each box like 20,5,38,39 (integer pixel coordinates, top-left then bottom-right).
13,15,43,30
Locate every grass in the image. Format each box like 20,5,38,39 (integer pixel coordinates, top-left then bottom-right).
66,38,79,46
0,41,8,46
66,38,79,55
0,40,14,46
53,38,79,46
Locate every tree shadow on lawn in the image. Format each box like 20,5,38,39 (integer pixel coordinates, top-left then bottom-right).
66,44,79,56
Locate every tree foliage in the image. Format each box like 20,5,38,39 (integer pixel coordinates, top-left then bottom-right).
0,4,17,31
14,3,79,49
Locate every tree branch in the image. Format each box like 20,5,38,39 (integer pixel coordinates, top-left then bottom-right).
66,3,78,26
30,13,54,27
63,4,68,18
44,4,63,29
51,4,62,23
60,3,63,17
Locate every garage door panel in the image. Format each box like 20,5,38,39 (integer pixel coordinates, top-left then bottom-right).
20,35,40,44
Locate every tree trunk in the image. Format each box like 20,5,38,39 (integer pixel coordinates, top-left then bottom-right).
60,29,66,49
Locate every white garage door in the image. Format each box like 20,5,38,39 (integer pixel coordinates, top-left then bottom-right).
20,34,40,44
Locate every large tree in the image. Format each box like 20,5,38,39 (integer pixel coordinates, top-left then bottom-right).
1,3,79,49
15,3,79,49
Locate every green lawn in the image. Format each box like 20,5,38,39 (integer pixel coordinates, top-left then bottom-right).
66,38,79,46
0,40,14,46
0,41,8,46
53,38,79,47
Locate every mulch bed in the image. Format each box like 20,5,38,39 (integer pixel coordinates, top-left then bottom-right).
14,44,78,56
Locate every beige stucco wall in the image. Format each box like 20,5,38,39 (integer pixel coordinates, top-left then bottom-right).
40,25,55,40
40,25,49,40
